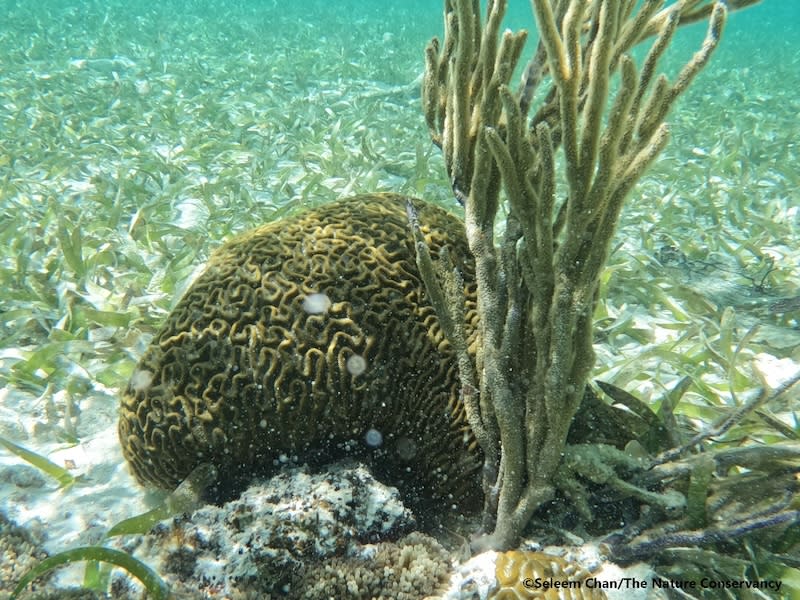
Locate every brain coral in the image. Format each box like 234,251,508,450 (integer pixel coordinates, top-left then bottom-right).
118,193,482,506
491,551,607,600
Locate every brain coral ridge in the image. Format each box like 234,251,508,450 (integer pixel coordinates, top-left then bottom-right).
118,193,482,507
489,550,608,599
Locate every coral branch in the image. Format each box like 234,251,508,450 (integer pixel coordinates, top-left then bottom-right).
420,0,762,551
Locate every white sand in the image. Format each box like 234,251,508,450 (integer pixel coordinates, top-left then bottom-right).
0,383,157,587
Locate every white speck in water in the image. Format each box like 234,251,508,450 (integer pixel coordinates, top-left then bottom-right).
396,437,417,460
364,428,383,448
135,79,151,95
302,292,331,314
130,370,154,392
259,419,267,429
346,354,367,376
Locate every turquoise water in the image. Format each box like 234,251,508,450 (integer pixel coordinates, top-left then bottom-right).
2,0,797,377
1,1,799,597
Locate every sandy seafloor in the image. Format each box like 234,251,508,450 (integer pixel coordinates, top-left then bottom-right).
2,0,800,597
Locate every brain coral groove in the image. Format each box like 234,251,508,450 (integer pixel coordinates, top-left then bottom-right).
119,193,482,506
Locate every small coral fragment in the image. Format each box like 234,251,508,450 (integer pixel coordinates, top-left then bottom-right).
491,551,607,600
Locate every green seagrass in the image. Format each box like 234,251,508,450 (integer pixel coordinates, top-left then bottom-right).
118,193,482,505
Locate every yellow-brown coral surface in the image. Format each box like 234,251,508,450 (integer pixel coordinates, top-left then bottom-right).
491,551,607,600
118,193,481,505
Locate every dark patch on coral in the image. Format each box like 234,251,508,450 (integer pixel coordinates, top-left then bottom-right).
163,546,197,580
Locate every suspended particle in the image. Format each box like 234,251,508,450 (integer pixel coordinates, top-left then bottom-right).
364,428,383,448
130,370,154,392
302,293,331,314
396,436,418,460
346,354,367,376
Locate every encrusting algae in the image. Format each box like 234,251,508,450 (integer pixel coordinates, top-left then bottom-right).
118,193,483,507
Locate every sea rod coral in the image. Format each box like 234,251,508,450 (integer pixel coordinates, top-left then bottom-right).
419,0,767,550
